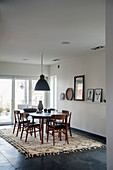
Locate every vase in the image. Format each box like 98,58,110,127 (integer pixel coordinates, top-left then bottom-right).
38,101,43,112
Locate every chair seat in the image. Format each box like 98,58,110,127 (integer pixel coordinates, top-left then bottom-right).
31,122,40,126
49,124,65,130
24,122,40,128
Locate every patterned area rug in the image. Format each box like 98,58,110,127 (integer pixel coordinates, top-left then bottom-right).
0,128,105,159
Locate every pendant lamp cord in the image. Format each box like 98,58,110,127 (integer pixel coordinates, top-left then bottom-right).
41,52,43,74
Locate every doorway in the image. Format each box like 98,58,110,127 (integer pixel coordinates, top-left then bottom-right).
0,79,12,124
0,77,47,125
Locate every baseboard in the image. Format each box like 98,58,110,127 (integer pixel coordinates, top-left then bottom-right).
71,127,106,144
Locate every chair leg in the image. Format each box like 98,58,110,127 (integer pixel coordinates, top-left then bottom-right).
53,130,55,146
16,125,20,137
46,120,48,133
25,130,28,142
39,119,42,128
66,129,69,144
20,127,24,139
59,131,61,141
30,128,33,136
47,127,49,142
13,123,16,134
39,126,42,140
69,125,72,136
34,127,36,138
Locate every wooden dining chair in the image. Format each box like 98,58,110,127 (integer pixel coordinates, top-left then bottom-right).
56,110,72,136
45,108,56,132
46,114,69,146
20,113,41,142
68,112,72,136
62,110,72,136
13,110,27,137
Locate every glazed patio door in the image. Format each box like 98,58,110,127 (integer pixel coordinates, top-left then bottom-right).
15,79,29,110
0,79,12,124
0,77,47,125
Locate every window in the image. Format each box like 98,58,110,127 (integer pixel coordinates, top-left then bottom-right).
0,79,12,124
15,80,29,109
32,80,45,108
50,76,57,109
0,76,47,125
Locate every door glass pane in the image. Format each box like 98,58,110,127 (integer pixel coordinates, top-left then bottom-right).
15,80,29,109
0,79,12,124
32,80,45,108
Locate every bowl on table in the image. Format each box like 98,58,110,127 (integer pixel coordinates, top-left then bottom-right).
23,108,37,113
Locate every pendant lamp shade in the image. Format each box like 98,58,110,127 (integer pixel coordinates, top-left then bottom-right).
35,74,50,91
34,53,50,91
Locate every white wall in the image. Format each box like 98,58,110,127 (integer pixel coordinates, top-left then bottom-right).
106,0,113,169
0,62,49,77
50,50,106,137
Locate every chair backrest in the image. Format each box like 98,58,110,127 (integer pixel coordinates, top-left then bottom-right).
14,110,21,124
21,113,29,127
69,112,72,126
51,114,68,130
48,108,56,113
62,110,69,123
52,114,68,123
62,110,69,114
62,110,72,126
50,108,56,111
52,114,67,120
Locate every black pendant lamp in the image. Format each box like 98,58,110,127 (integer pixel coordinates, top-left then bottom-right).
34,53,50,91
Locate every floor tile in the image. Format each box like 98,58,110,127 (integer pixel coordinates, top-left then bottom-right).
0,163,15,170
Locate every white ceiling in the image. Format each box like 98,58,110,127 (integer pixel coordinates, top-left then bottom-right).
0,0,105,65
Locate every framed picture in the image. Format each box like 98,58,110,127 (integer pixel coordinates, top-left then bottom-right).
94,88,103,102
87,89,94,102
74,75,85,101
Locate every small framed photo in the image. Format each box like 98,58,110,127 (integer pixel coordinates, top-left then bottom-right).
87,89,94,102
94,88,103,102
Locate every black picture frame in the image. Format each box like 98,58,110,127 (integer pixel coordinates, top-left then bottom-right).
74,75,85,101
87,89,94,102
94,88,103,102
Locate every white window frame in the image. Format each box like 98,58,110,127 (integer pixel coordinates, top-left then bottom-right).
0,75,48,125
50,76,57,109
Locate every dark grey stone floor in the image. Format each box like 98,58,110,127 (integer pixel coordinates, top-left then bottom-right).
0,126,106,170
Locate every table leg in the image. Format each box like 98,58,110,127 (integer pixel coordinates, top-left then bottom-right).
32,117,34,123
41,119,44,144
